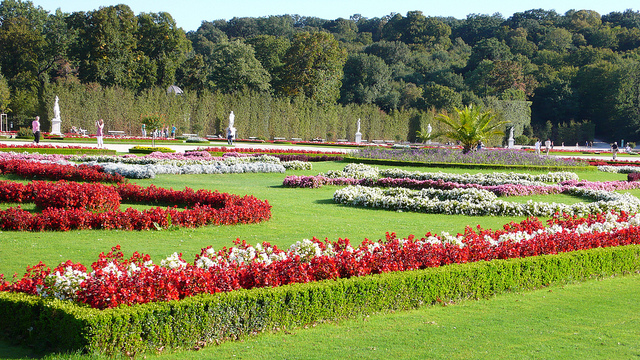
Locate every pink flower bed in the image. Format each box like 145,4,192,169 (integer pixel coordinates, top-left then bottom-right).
283,175,640,196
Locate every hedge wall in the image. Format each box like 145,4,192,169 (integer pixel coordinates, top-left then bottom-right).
1,245,638,356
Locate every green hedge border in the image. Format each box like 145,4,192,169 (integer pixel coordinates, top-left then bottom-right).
1,245,638,356
0,148,116,155
343,156,597,172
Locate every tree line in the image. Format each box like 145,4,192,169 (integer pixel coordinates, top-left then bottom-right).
1,1,639,142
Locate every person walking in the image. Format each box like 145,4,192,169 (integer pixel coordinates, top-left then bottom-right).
227,127,234,145
141,123,146,137
32,116,41,144
612,141,619,160
534,139,541,155
96,119,104,148
544,138,551,155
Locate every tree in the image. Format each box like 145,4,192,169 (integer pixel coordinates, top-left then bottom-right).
279,32,347,104
208,40,271,93
339,53,391,106
246,35,290,90
136,12,191,90
434,105,509,153
67,5,140,89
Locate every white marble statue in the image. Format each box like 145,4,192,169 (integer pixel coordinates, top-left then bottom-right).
228,111,235,129
509,126,514,140
50,96,62,135
355,118,362,143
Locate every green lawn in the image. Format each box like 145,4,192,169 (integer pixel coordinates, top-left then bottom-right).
0,160,636,359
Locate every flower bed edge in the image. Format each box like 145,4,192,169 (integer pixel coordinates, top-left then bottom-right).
1,244,639,356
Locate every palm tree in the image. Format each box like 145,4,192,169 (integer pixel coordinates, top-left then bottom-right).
434,105,509,153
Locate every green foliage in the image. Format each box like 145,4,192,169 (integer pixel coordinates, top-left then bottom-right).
16,126,33,138
280,32,347,104
1,245,638,355
435,105,509,153
140,113,165,132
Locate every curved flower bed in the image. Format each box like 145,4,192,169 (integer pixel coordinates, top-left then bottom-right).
284,176,640,197
333,185,640,217
0,159,124,183
73,154,301,179
196,147,345,155
597,165,640,173
351,147,588,166
2,211,640,309
0,180,272,231
323,163,578,185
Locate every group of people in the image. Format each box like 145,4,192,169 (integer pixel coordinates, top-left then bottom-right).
141,124,176,138
534,139,553,155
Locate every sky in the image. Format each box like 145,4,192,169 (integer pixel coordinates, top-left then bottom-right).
32,0,639,32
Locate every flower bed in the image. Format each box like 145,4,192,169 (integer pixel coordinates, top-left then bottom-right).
0,159,125,183
195,146,346,155
77,154,293,179
0,180,272,231
332,185,640,217
2,211,640,309
351,147,588,167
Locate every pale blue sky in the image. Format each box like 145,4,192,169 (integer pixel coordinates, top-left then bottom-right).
32,0,639,32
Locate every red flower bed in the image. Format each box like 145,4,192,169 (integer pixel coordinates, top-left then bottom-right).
0,159,124,183
2,211,639,309
0,180,271,231
0,143,98,150
197,146,345,155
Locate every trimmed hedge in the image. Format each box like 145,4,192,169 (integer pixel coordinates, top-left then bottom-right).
128,146,176,154
1,245,639,356
343,156,597,172
0,147,116,155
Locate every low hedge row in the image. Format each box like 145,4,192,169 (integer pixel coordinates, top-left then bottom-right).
1,245,638,356
0,147,116,155
128,146,176,154
343,156,596,172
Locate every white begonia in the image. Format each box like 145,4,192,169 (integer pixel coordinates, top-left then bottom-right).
161,252,187,269
333,185,640,218
289,239,323,261
37,266,89,301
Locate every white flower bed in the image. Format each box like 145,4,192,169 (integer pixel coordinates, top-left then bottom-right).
597,165,640,174
324,164,578,186
333,185,640,217
73,154,297,178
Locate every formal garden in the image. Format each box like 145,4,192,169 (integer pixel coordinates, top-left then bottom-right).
0,141,639,359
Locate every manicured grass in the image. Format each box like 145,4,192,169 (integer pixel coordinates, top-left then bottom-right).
0,162,628,278
0,160,635,359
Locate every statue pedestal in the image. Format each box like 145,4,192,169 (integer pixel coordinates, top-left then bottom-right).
51,117,62,135
508,138,515,149
355,132,362,143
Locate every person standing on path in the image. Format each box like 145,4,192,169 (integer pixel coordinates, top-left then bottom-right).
96,119,104,148
32,116,40,144
534,139,541,155
612,141,619,160
544,138,551,155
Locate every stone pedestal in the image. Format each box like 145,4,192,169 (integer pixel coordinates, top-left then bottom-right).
355,132,362,143
50,117,62,135
508,138,515,149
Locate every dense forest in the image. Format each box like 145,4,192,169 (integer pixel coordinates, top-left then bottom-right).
1,0,639,143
